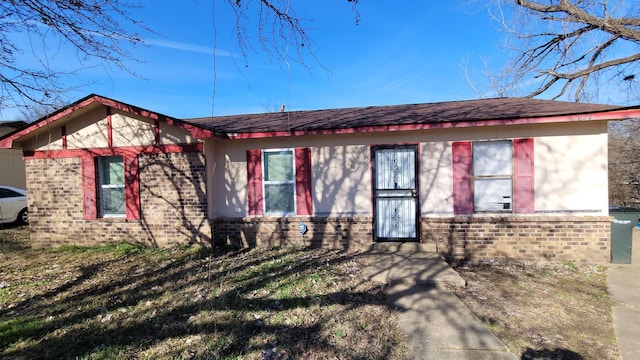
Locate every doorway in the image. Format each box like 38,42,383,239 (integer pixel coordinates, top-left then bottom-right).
372,145,419,242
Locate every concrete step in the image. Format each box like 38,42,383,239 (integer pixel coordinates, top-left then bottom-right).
358,242,466,288
363,241,437,253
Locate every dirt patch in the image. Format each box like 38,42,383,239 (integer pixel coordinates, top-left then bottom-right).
450,262,618,360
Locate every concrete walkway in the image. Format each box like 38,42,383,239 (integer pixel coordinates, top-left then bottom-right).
359,243,517,360
608,227,640,360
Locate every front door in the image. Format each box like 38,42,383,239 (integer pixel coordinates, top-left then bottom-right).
372,145,419,242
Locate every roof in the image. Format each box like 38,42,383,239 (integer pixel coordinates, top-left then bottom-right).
0,121,29,137
186,97,640,139
2,95,639,147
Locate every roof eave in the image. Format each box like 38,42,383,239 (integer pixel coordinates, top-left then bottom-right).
226,107,640,140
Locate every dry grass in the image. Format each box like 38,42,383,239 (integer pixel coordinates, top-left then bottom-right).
0,226,408,359
450,262,618,360
1,225,621,359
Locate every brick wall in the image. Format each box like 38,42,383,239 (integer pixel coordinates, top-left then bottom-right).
214,215,611,264
25,152,211,247
212,216,374,251
24,154,612,264
422,216,611,265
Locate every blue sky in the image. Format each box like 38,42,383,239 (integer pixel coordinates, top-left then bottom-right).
3,1,513,120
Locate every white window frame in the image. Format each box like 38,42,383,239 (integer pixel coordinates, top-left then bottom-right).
472,140,514,213
262,148,297,215
97,156,126,218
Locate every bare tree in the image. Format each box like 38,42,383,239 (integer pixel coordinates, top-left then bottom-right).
479,0,640,103
0,0,151,112
609,119,640,206
1,0,359,116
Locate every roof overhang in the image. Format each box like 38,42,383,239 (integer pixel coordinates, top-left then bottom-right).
224,107,640,139
0,94,217,149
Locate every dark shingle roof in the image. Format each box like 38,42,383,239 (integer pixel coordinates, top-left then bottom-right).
185,97,625,134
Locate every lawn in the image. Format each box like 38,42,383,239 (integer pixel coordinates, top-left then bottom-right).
450,262,618,360
1,225,619,359
0,226,407,359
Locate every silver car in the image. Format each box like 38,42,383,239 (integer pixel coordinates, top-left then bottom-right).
0,186,28,224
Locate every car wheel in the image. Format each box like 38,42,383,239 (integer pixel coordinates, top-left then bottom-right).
17,208,28,225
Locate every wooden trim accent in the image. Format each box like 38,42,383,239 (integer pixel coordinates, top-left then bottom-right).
154,119,160,145
295,148,313,215
106,107,113,148
452,141,473,215
513,138,535,213
27,143,203,159
246,149,264,215
61,126,67,149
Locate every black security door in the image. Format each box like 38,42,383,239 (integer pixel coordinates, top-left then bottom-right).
372,145,419,242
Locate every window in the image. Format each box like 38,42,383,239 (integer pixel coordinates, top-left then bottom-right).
0,188,23,198
97,156,125,217
263,149,295,214
246,148,312,216
452,138,534,214
473,140,513,212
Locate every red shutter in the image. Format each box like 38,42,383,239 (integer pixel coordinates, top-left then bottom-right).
513,138,535,213
295,148,312,215
452,142,473,215
247,149,264,215
124,154,141,220
81,156,97,220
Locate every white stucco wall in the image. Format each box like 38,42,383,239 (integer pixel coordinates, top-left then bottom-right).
534,122,609,214
209,121,610,218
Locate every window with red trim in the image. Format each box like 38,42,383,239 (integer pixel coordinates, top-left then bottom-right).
97,156,126,217
82,154,141,220
452,139,534,214
247,148,312,216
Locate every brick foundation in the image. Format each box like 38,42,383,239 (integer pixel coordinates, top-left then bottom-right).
212,216,374,251
214,215,612,264
422,216,612,264
25,152,211,248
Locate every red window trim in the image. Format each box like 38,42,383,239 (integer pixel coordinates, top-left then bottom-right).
452,139,535,215
452,142,473,215
81,155,98,220
513,138,535,213
45,143,202,221
246,148,312,216
124,154,141,220
295,148,312,215
247,149,264,215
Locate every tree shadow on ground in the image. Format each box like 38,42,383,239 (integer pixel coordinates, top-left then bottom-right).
521,347,584,360
0,245,405,359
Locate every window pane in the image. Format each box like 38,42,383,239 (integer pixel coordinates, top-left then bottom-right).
264,151,293,181
100,156,124,185
474,178,512,212
473,141,512,176
0,188,21,198
265,184,294,213
102,187,125,215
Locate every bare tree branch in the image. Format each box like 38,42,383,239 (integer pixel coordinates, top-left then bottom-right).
481,0,640,102
0,0,151,113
